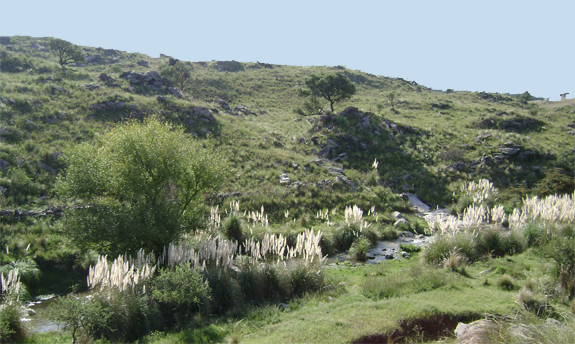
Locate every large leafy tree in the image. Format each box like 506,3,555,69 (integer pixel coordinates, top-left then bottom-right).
303,72,356,112
56,118,227,256
49,38,85,73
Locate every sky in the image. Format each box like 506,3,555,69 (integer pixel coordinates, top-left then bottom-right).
1,0,573,100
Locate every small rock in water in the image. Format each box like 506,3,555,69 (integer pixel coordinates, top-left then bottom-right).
401,251,411,258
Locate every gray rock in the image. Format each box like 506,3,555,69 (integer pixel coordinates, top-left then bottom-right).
192,107,215,122
394,219,408,227
39,163,56,174
279,174,291,184
84,84,100,91
99,73,115,83
392,211,405,220
327,166,344,174
401,252,411,258
499,147,520,155
136,60,149,67
337,175,356,188
50,85,66,93
0,159,9,170
25,119,37,130
318,145,336,158
168,87,182,98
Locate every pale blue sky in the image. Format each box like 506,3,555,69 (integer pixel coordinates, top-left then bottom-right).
1,0,573,100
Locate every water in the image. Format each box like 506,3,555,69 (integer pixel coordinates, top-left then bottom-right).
325,235,430,265
22,291,94,333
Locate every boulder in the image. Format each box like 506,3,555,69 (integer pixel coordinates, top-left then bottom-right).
499,147,520,156
167,87,182,98
0,159,9,170
99,73,115,83
136,60,149,67
392,211,405,220
318,145,336,158
394,219,408,227
279,173,291,184
39,163,56,174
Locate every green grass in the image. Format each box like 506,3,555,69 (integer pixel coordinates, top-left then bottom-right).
1,35,574,343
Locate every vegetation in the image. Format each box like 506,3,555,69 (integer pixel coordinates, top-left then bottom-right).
0,35,574,343
302,72,357,111
56,118,227,255
48,38,85,73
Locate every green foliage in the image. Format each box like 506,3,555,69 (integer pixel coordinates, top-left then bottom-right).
160,61,193,92
0,301,27,343
304,73,356,111
48,38,85,73
349,237,371,261
519,91,534,103
56,118,227,255
46,295,110,344
223,212,244,242
295,96,325,116
334,224,360,251
149,264,210,328
400,243,422,253
540,233,575,299
497,274,516,291
0,50,34,72
534,168,575,197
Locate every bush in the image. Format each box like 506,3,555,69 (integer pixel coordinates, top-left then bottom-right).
287,262,324,298
203,268,243,315
223,212,244,243
149,264,211,328
349,237,371,261
422,235,453,265
46,295,110,344
0,301,27,343
335,223,360,251
91,291,159,343
497,274,516,291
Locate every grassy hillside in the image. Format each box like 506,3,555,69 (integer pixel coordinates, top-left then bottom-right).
1,36,574,343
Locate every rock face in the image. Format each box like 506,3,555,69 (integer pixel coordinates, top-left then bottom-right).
136,60,149,67
407,193,430,212
119,70,182,98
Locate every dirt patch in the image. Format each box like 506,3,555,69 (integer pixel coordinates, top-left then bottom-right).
352,313,479,343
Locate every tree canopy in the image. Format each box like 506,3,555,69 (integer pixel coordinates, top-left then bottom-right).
161,61,193,92
49,38,85,73
303,73,356,112
56,118,227,255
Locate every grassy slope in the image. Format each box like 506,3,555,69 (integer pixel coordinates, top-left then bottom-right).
1,36,573,214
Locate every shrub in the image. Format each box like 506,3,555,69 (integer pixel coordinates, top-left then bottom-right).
46,295,109,344
334,223,359,251
497,274,516,291
92,291,159,343
0,301,27,343
223,212,244,243
349,237,371,261
286,261,324,298
203,268,243,315
149,264,211,328
422,235,453,265
475,228,504,258
400,244,422,253
380,226,399,240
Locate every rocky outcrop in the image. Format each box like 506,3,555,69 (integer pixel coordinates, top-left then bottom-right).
120,70,182,98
